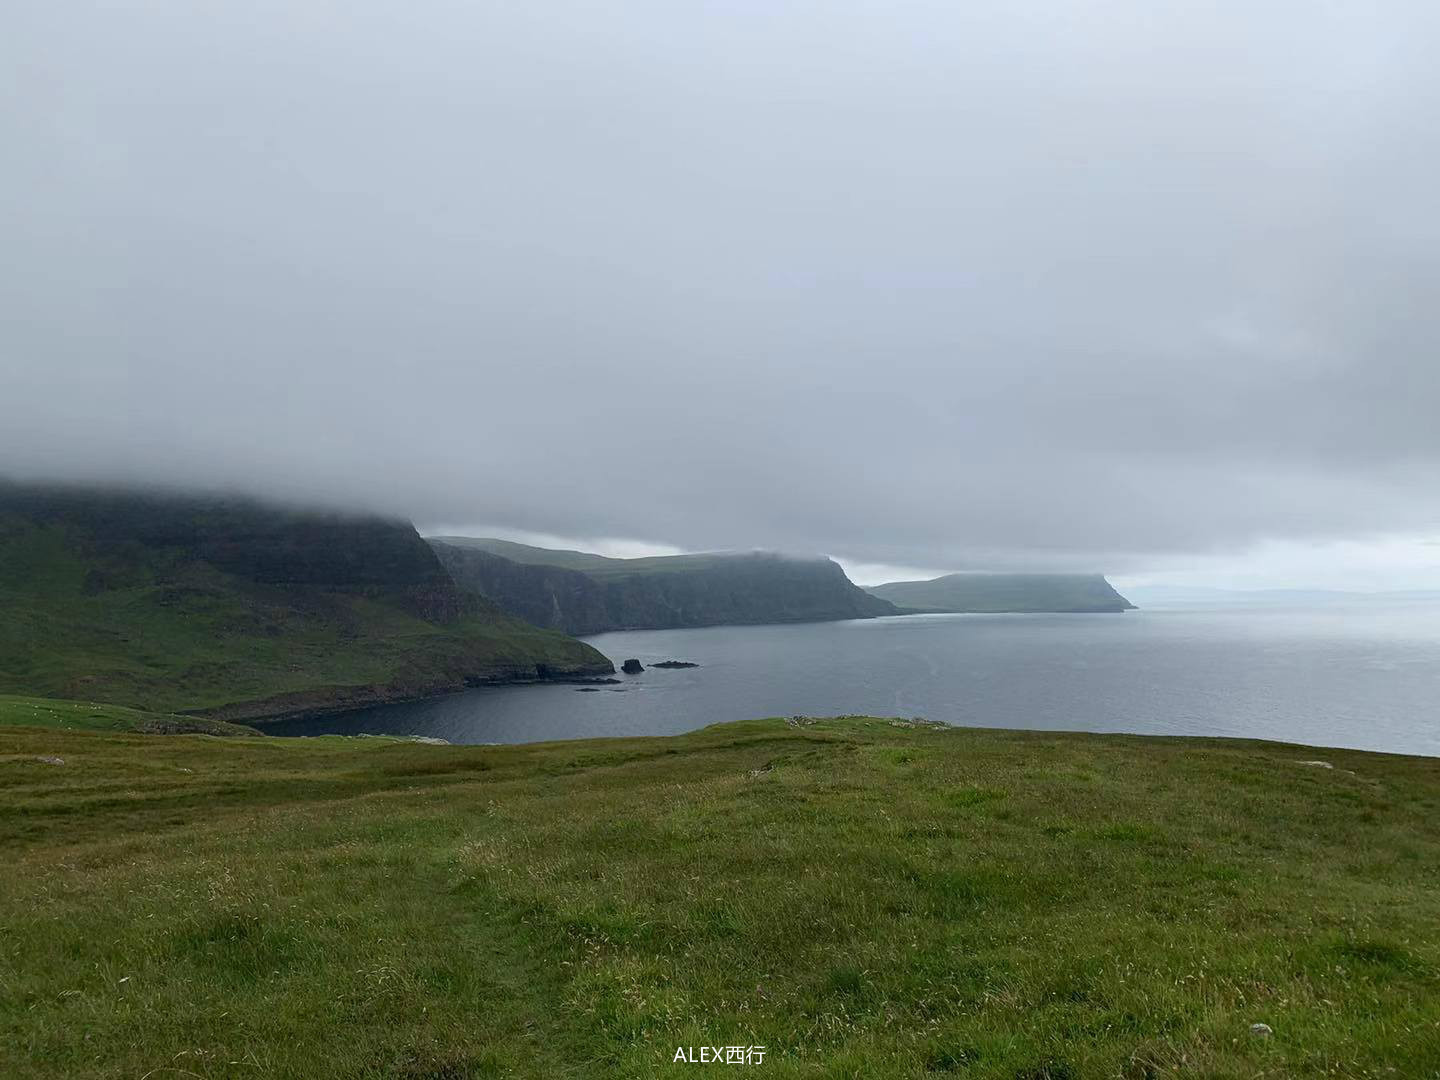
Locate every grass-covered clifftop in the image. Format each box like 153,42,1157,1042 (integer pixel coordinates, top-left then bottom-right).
0,484,613,719
2,715,1436,1077
867,572,1136,613
429,537,897,634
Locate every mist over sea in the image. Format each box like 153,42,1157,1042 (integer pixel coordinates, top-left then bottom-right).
268,604,1440,757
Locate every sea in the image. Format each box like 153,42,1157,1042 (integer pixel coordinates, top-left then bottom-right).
262,604,1440,756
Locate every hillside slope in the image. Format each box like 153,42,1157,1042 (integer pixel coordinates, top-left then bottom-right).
3,716,1437,1077
429,537,897,633
0,484,613,718
866,572,1136,613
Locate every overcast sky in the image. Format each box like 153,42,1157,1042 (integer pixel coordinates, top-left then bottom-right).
5,2,1439,588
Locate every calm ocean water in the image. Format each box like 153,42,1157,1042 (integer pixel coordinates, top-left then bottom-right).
264,606,1440,756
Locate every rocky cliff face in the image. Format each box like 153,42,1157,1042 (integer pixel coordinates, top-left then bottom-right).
429,539,898,634
427,545,616,633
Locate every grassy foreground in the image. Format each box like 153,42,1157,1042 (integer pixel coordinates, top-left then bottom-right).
2,717,1438,1078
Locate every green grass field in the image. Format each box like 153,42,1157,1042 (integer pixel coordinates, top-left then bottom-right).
2,715,1437,1078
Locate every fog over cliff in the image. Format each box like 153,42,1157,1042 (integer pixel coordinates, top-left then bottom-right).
4,2,1439,586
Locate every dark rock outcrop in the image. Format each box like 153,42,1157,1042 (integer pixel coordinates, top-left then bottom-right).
621,658,644,674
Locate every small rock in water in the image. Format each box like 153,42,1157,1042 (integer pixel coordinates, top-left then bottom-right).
35,755,65,766
651,659,699,669
621,658,644,674
1250,1022,1273,1038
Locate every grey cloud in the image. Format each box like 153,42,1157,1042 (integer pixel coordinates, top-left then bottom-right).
4,1,1439,574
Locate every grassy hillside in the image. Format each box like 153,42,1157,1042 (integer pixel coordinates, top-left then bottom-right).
867,572,1137,613
429,538,897,634
0,695,260,735
2,715,1436,1078
0,485,612,719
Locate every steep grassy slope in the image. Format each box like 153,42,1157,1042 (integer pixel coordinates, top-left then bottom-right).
0,485,612,718
2,715,1437,1077
867,572,1136,613
429,537,897,634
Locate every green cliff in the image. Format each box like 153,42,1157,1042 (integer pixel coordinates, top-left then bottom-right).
429,537,898,634
0,484,613,719
865,572,1136,613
